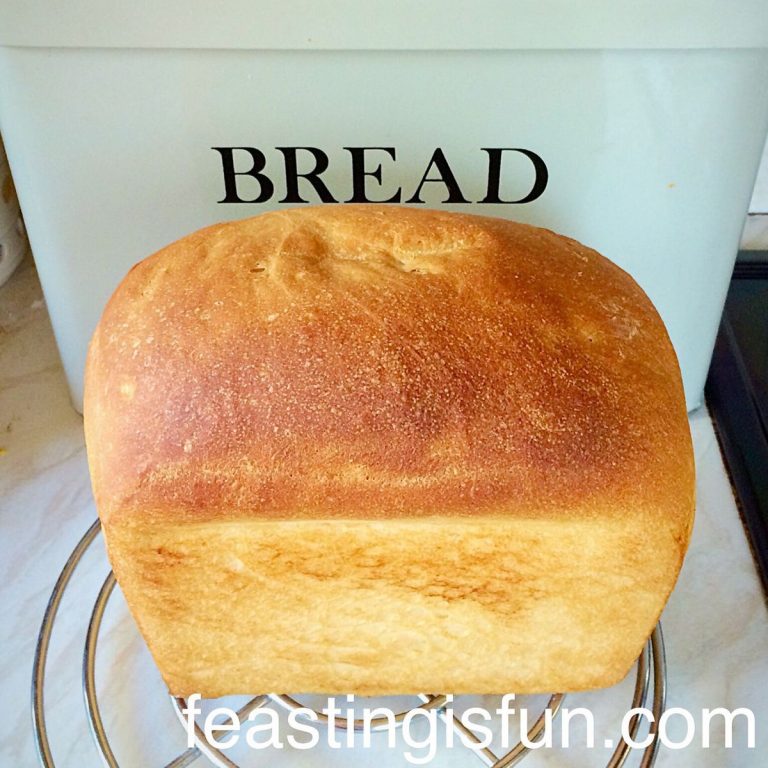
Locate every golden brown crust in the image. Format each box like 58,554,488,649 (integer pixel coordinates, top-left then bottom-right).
84,206,694,531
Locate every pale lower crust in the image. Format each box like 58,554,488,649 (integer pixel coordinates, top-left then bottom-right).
106,512,685,697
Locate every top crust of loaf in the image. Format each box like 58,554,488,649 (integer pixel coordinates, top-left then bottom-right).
84,206,694,530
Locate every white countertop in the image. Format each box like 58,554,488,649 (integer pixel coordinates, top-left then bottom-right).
1,254,766,768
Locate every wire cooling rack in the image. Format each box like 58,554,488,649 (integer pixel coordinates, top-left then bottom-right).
32,520,667,768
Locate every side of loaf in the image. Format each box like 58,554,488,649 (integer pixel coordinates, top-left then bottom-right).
84,206,695,696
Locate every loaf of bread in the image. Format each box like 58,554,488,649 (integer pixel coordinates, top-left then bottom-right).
84,206,694,697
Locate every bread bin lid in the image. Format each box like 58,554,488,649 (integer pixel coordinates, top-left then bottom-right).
2,0,767,50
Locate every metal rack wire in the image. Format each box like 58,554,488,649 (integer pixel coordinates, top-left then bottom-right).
32,520,667,768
